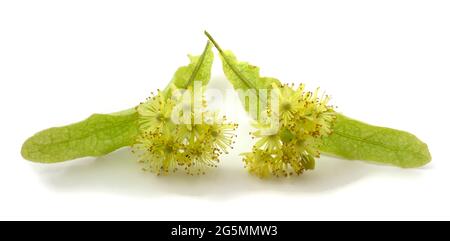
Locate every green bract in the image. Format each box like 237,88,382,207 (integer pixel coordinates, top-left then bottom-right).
321,114,431,168
21,109,138,163
205,31,280,120
166,41,214,92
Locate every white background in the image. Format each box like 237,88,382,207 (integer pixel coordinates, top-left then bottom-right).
1,0,449,220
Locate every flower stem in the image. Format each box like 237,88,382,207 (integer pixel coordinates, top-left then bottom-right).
204,31,256,90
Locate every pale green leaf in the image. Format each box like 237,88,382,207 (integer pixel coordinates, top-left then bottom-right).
205,31,281,120
21,110,139,163
220,51,281,119
166,41,214,91
320,114,431,168
219,51,281,91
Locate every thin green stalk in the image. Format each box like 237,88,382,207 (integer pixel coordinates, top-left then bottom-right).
186,41,211,143
204,31,255,90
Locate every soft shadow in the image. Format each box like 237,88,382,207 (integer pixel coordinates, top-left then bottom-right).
31,147,424,199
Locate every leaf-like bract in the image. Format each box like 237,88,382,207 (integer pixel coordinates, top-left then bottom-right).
219,50,280,119
21,109,139,163
219,51,280,90
321,114,431,168
167,41,214,91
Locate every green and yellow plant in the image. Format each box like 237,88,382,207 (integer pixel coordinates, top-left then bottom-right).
205,31,431,178
21,41,237,176
21,32,431,178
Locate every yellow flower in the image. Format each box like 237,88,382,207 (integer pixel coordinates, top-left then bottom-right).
253,132,282,151
133,128,182,175
133,90,236,176
203,114,238,154
136,90,175,132
244,83,336,178
182,140,219,175
273,83,304,125
242,149,275,178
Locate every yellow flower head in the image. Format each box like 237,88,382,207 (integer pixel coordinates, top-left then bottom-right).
244,83,336,178
133,128,181,175
132,90,237,176
136,90,175,132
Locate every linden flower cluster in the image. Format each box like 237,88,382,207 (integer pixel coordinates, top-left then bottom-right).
132,88,237,176
242,83,336,178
